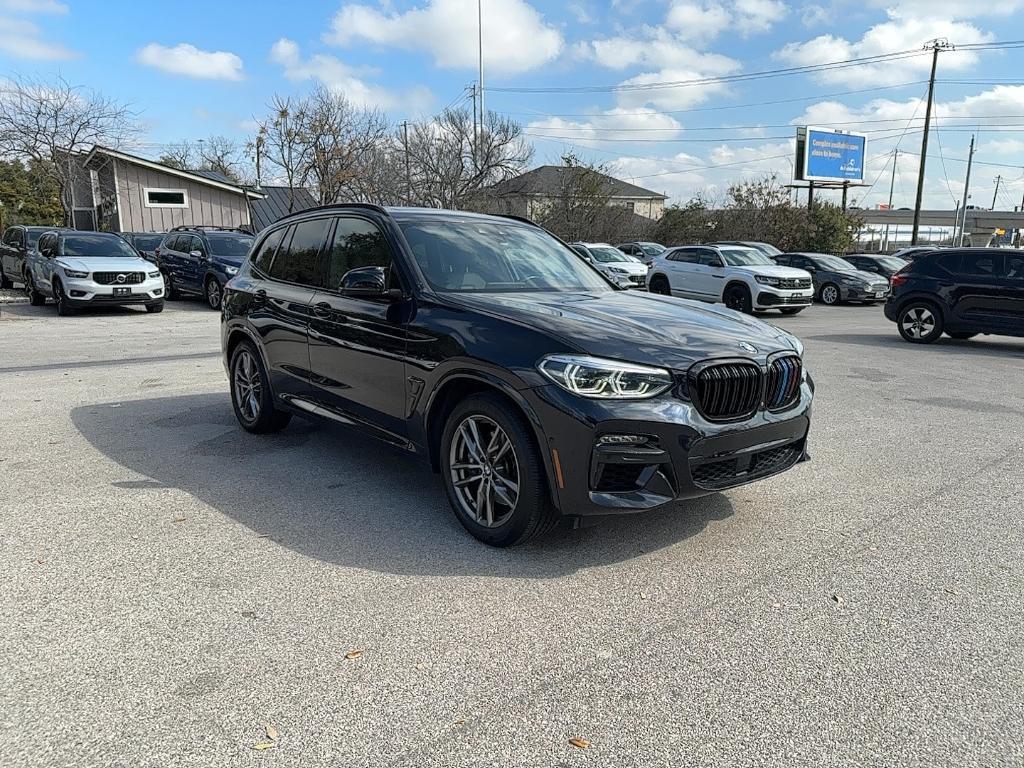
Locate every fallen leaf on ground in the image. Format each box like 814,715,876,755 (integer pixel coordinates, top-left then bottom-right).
639,592,649,600
345,650,363,660
569,737,591,749
453,719,466,726
265,724,279,741
241,610,257,619
831,594,843,604
252,742,276,751
172,517,186,523
35,559,45,565
944,587,959,595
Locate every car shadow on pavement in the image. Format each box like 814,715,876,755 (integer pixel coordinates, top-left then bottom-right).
70,393,734,578
806,332,1024,358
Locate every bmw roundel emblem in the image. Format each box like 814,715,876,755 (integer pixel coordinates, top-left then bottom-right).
739,341,758,354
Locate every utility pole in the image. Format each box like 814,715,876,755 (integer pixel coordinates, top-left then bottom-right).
883,149,899,251
401,120,411,205
478,0,485,133
1017,189,1024,246
911,38,953,245
470,83,478,169
957,134,975,246
991,174,1002,209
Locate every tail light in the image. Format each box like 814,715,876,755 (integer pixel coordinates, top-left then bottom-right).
890,265,910,288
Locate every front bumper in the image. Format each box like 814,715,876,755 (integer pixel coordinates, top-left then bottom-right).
63,276,164,304
753,286,814,309
841,283,889,301
524,381,813,517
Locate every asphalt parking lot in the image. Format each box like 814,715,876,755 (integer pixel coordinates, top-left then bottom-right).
2,296,1022,768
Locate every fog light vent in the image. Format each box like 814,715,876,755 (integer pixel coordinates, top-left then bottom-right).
597,434,647,445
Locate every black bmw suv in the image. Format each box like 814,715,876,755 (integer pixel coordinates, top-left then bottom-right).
221,205,814,546
884,248,1024,343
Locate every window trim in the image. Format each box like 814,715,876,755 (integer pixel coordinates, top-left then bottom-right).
263,215,334,289
319,214,403,298
144,187,189,209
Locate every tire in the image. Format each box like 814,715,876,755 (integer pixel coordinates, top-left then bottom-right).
648,274,671,295
53,280,76,316
161,271,179,301
945,331,977,340
205,277,223,310
25,272,46,306
145,301,164,314
723,283,753,314
819,283,841,306
229,340,291,434
779,307,805,315
897,301,944,343
441,393,558,547
0,270,11,289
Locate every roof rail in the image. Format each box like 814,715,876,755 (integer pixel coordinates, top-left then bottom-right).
169,225,252,234
272,202,390,224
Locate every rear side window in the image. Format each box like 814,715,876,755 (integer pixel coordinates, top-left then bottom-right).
697,250,721,266
1007,255,1024,280
959,253,1002,277
935,253,961,273
252,228,285,275
667,249,697,263
269,218,330,286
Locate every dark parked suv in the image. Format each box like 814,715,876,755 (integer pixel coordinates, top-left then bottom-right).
156,226,254,309
222,205,813,546
1,225,69,288
884,248,1024,343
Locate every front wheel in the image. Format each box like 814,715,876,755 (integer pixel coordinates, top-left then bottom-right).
648,274,671,295
723,284,753,314
897,302,944,343
441,393,558,547
230,341,291,433
53,280,76,316
162,272,179,301
779,307,805,315
819,283,841,306
145,301,164,314
205,277,223,310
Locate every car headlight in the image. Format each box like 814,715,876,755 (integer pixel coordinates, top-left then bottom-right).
538,354,673,399
148,270,161,278
62,268,88,279
755,275,781,286
607,266,627,274
225,266,239,276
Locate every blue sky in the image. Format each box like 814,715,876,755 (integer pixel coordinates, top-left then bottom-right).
1,0,1023,209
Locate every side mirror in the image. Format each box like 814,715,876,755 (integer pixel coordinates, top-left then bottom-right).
339,265,399,299
190,250,205,260
804,265,816,273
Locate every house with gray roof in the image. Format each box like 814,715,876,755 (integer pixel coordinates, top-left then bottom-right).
486,165,669,221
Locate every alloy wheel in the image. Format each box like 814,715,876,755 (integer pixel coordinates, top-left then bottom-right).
821,285,839,305
448,415,520,528
233,350,262,422
207,280,221,309
900,306,935,339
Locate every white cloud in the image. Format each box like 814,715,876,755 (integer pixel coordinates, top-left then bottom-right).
665,0,786,40
270,38,432,112
136,43,244,81
327,0,562,76
799,4,831,28
0,0,67,12
873,0,1024,19
0,16,74,59
527,108,684,147
609,153,707,201
583,27,739,73
614,68,737,111
732,0,788,35
775,15,993,87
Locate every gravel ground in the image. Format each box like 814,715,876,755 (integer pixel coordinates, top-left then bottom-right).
1,298,1022,768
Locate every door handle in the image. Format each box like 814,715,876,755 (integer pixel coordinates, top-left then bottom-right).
312,301,332,318
711,274,724,278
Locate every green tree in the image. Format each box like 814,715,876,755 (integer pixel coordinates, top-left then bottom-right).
0,158,62,228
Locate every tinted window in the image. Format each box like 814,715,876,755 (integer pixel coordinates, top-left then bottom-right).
61,234,139,258
721,248,774,266
668,249,698,263
164,235,184,252
252,228,285,275
185,235,203,255
589,246,628,263
38,234,55,254
131,234,163,251
206,233,254,259
326,218,393,289
2,228,14,245
1006,255,1024,280
936,253,961,273
269,218,330,286
697,250,722,266
959,253,1001,277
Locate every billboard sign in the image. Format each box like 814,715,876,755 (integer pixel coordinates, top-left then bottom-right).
797,126,867,183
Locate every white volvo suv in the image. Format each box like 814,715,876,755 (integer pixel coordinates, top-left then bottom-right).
647,244,814,314
26,230,165,315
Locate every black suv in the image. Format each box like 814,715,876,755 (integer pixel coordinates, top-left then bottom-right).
222,205,813,546
885,248,1024,343
155,226,254,310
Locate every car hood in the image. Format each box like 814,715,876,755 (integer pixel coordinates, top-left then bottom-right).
57,256,155,273
733,264,811,279
600,261,648,275
445,290,800,370
213,255,243,268
828,268,883,283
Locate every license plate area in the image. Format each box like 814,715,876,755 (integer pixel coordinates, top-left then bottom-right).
113,286,132,296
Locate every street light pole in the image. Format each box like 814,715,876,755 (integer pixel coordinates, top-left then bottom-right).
957,134,975,246
883,149,898,251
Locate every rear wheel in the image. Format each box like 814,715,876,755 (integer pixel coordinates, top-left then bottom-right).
25,271,46,306
648,274,671,295
897,301,944,343
779,307,805,315
230,341,291,434
161,271,179,301
0,270,11,289
53,280,76,316
819,283,841,306
205,277,223,310
723,284,753,314
441,393,558,547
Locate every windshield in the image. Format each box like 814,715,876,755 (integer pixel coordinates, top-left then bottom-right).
589,246,630,264
812,254,856,271
751,242,782,256
721,248,776,266
26,231,45,247
638,243,664,256
400,219,612,293
131,234,164,251
206,233,254,259
62,234,140,258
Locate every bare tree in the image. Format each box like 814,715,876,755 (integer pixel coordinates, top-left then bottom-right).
529,154,638,242
255,95,311,213
301,86,390,205
0,75,137,225
337,136,408,205
196,135,247,182
158,140,198,170
406,107,531,209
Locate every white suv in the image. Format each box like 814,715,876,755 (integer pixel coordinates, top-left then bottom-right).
26,230,165,315
647,244,814,315
569,242,649,288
